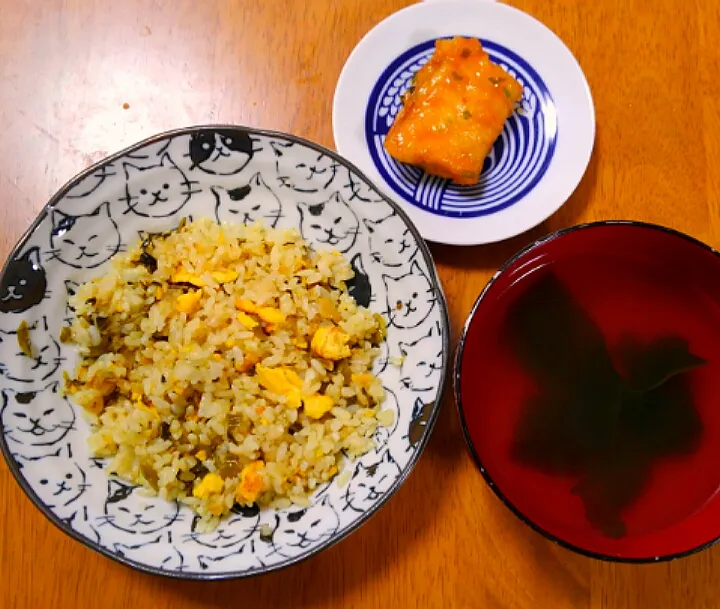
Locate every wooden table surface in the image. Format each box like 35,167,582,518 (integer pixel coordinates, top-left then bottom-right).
2,0,720,607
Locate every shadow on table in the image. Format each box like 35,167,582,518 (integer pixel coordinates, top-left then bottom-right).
429,141,600,274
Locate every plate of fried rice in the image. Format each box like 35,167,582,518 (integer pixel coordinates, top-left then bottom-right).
0,126,449,579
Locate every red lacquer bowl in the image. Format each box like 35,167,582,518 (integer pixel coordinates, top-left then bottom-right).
455,221,720,562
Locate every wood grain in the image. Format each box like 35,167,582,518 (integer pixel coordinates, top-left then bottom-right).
2,0,720,607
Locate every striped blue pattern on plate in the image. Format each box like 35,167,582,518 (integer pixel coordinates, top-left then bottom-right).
364,38,558,219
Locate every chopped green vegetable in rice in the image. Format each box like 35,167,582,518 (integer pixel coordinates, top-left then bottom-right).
61,218,392,531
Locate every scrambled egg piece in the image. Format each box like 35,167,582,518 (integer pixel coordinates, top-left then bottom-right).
235,354,259,374
193,472,224,499
236,461,265,503
257,307,286,324
211,270,239,284
85,397,104,415
176,290,202,314
236,298,258,313
172,271,206,287
237,312,259,329
303,394,334,419
255,365,303,408
351,373,375,388
318,297,340,322
293,337,308,349
311,324,351,360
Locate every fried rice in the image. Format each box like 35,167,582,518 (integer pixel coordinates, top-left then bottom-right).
61,218,392,531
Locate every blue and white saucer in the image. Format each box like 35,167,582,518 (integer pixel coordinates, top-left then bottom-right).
333,0,595,246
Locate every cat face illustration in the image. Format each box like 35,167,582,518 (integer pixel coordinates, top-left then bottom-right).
197,538,267,571
278,153,340,193
343,450,400,513
1,382,75,453
189,130,256,175
18,456,90,517
398,324,443,392
112,535,167,564
408,397,433,448
346,252,372,308
0,316,62,383
65,163,117,199
49,202,122,269
0,246,47,313
344,169,384,203
382,260,436,329
112,531,176,571
121,154,195,218
298,192,359,253
212,172,283,227
100,479,179,535
185,504,260,551
364,213,418,268
272,495,339,553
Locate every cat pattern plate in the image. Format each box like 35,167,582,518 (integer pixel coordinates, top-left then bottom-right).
0,126,450,579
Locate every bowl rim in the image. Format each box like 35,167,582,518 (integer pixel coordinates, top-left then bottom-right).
0,124,451,580
454,219,720,563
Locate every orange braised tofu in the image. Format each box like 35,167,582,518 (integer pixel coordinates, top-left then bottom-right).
384,37,523,185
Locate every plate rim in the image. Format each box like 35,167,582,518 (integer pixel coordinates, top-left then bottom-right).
332,0,596,246
0,124,451,580
454,219,720,563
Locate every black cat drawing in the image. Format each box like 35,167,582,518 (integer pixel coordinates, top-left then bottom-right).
0,246,47,313
100,479,180,535
197,540,266,571
382,260,437,329
398,322,444,392
408,397,434,448
271,495,340,555
364,212,418,268
189,130,257,175
48,202,122,269
277,152,340,193
297,192,360,253
346,252,372,308
65,163,117,199
212,172,283,227
1,382,76,457
184,505,260,550
343,450,401,513
20,456,90,517
344,170,384,203
121,154,197,218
